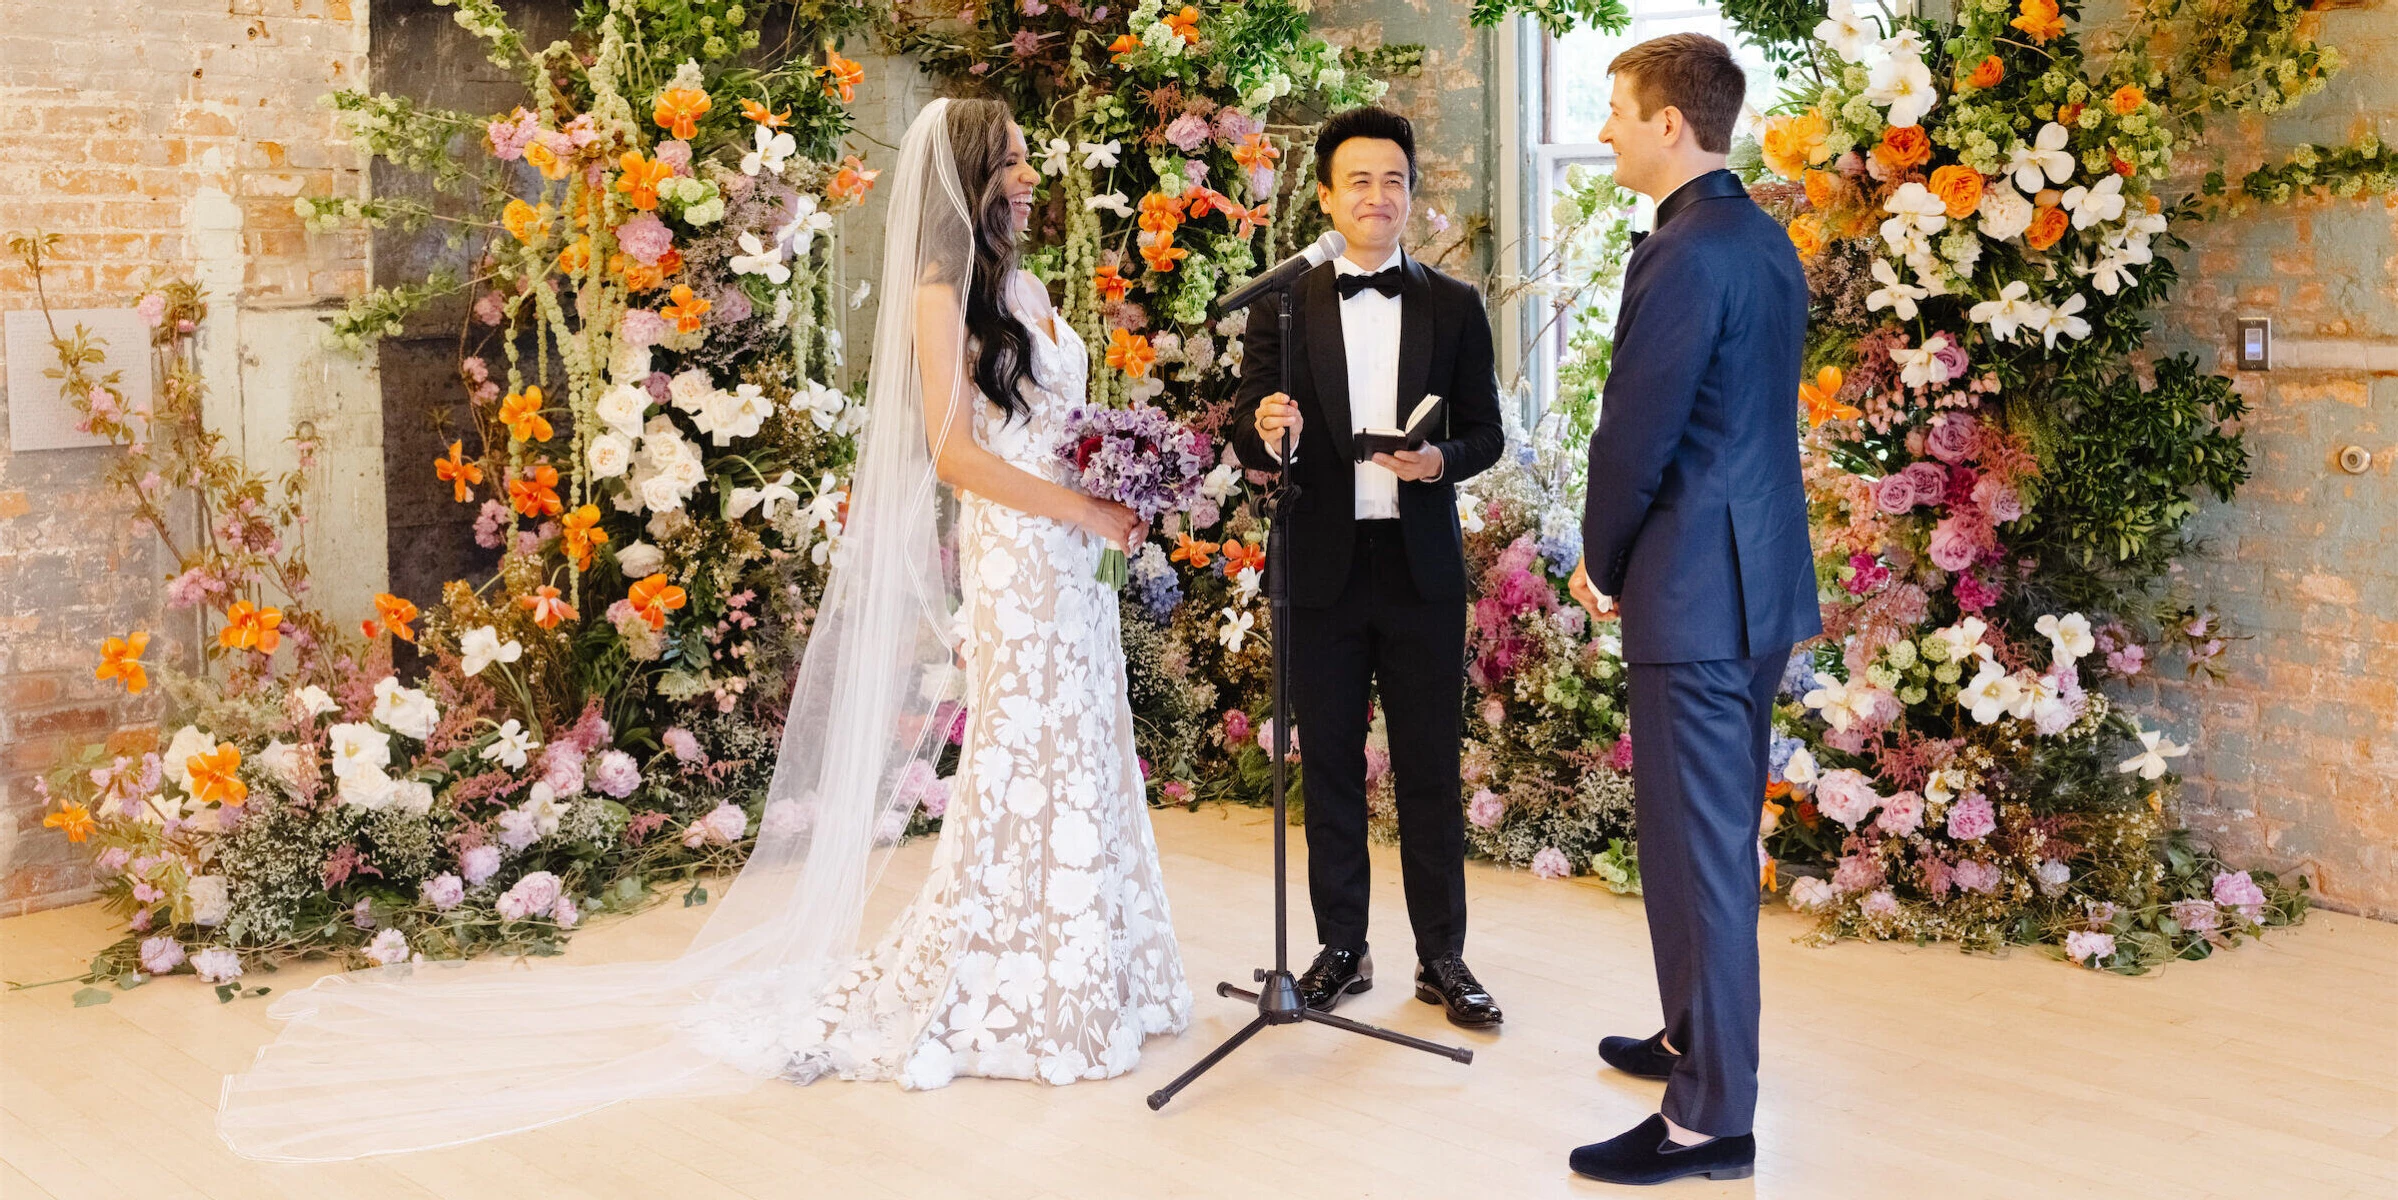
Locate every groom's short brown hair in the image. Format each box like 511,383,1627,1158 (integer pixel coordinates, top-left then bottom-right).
1607,34,1747,154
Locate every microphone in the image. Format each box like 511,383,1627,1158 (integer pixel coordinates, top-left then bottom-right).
1214,230,1347,315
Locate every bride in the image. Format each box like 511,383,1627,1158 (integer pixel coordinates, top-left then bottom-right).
217,97,1191,1161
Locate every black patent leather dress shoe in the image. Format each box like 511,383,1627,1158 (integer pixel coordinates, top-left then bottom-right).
1413,954,1503,1028
1296,945,1373,1012
1568,1114,1755,1185
1598,1030,1679,1080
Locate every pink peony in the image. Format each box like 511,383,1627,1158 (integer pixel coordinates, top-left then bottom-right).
946,704,969,745
920,775,952,818
364,928,411,967
139,936,187,975
1953,571,2001,612
423,872,465,911
662,727,705,763
1812,768,1883,828
2065,930,2117,965
2170,898,2220,934
1467,789,1504,829
539,743,588,796
1363,745,1390,785
496,871,563,921
1859,889,1900,918
1831,853,1885,894
136,292,167,327
2210,870,2268,920
653,140,692,175
1163,113,1213,153
615,213,674,266
590,749,642,798
684,802,750,848
1222,708,1251,745
1951,858,2002,894
192,946,244,983
1874,790,1926,837
619,307,671,348
1529,847,1571,879
1844,552,1892,596
1945,792,1996,840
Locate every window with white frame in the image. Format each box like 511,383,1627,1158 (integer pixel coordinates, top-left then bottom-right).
1522,6,1777,413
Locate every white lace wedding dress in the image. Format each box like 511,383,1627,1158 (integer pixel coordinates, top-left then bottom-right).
780,280,1193,1089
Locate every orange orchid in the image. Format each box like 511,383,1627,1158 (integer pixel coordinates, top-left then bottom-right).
1138,192,1185,235
43,801,96,843
1221,199,1267,239
2110,84,2146,115
1107,33,1141,63
560,504,609,571
615,151,674,211
627,573,688,631
1181,187,1229,219
96,630,149,695
653,87,712,139
189,742,248,807
1094,264,1132,303
829,155,880,202
661,284,712,334
1163,5,1202,44
1104,328,1156,379
502,199,552,244
1170,533,1220,569
218,601,283,655
1232,133,1281,173
1140,231,1190,274
1760,854,1778,891
1766,780,1793,802
436,440,484,503
509,463,564,518
740,98,791,128
500,387,553,443
1221,540,1266,578
521,584,578,629
1800,365,1859,426
372,592,420,643
609,248,680,293
819,47,865,104
2010,0,2064,43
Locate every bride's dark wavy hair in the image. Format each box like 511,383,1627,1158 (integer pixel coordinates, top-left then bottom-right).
946,98,1037,423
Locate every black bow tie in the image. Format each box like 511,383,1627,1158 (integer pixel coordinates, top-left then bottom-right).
1336,266,1404,299
1629,230,1649,248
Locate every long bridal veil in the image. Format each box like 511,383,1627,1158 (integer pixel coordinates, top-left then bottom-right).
216,98,981,1162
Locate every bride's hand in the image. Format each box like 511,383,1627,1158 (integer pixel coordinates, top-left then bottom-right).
1079,497,1145,554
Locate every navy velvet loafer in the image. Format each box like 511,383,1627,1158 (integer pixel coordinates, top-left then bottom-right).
1597,1030,1679,1080
1568,1114,1755,1185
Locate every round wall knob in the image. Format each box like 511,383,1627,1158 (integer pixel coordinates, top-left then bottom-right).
2337,445,2372,475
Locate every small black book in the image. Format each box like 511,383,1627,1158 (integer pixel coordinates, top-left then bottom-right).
1353,393,1445,462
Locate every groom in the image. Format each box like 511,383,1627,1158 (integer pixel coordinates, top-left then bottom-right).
1565,34,1818,1185
1229,107,1508,1029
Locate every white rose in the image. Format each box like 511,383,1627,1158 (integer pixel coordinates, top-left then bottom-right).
187,875,231,926
340,768,395,809
615,541,665,578
587,431,635,480
667,369,715,414
595,384,650,437
608,341,652,385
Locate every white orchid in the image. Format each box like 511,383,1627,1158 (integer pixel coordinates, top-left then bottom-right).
1811,0,1878,62
727,470,802,523
849,279,874,310
1969,280,2040,342
2083,246,2142,296
371,677,441,740
1198,460,1240,503
1891,340,1944,388
1456,490,1485,534
1865,47,1937,128
1230,565,1261,607
480,719,540,770
739,123,797,177
1880,182,1949,248
1078,139,1122,169
1037,136,1074,177
1086,190,1134,218
2034,612,2096,665
2008,123,2076,194
794,379,848,430
459,626,523,678
1926,616,1993,664
1217,608,1255,653
2031,291,2090,348
1781,746,1818,787
294,685,339,719
2062,173,2126,230
1867,258,1931,321
1802,671,1878,732
2117,725,2190,780
775,193,834,253
729,232,789,284
1960,660,2023,725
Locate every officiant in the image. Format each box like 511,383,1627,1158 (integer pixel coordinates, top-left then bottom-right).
1228,106,1508,1029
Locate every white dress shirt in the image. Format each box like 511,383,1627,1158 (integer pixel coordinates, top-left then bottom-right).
1334,246,1406,520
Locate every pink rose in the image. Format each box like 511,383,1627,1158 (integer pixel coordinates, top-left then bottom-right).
1971,475,2023,523
1875,790,1926,837
1813,768,1883,828
1927,515,1986,573
1924,412,1979,464
1874,472,1921,514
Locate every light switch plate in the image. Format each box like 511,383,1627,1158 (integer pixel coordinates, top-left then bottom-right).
2235,317,2271,371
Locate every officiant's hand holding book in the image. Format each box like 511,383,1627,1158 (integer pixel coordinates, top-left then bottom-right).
1354,393,1444,462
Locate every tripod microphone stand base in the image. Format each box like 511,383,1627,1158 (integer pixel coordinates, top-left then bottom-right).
1144,969,1475,1111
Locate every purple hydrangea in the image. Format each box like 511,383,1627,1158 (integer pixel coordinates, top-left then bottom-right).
1163,113,1213,153
2065,929,2117,965
2170,898,2221,934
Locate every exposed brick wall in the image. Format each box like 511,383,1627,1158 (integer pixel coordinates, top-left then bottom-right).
0,0,369,915
2140,7,2397,918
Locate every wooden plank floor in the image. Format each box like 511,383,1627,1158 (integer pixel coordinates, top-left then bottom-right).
4,805,2393,1199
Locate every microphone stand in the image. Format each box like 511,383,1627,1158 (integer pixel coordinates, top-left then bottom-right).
1146,287,1472,1114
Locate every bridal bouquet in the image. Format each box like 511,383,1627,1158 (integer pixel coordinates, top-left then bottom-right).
1056,403,1215,588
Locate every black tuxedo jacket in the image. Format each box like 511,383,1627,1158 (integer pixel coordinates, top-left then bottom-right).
1228,254,1505,608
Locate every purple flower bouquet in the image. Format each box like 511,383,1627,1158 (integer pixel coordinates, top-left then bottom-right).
1055,403,1213,588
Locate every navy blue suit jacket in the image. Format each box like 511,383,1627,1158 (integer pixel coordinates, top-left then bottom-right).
1581,170,1821,664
